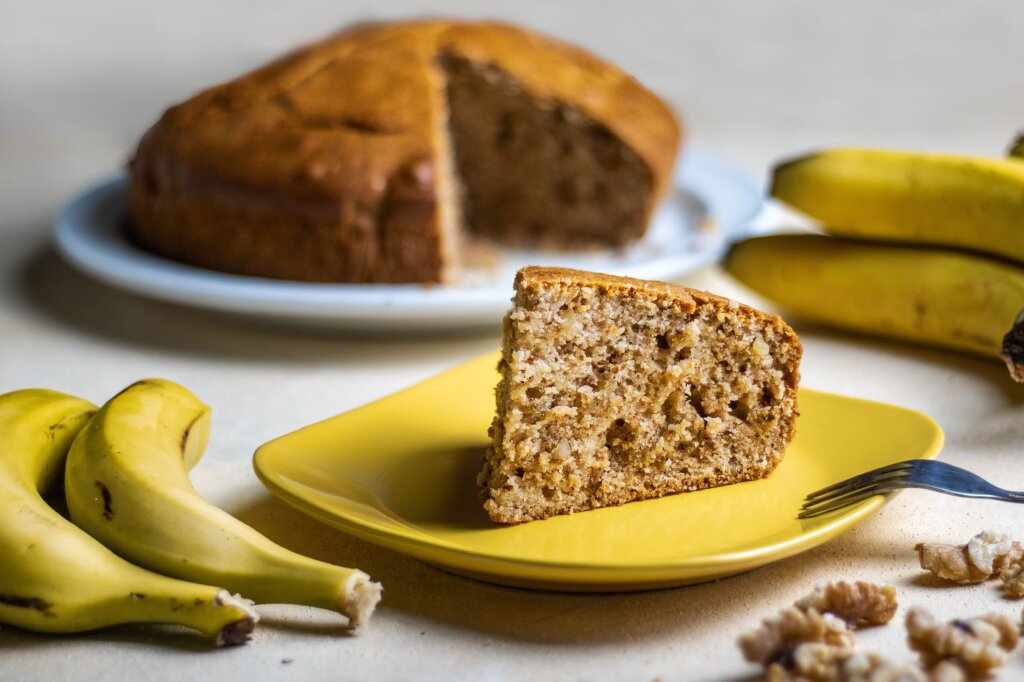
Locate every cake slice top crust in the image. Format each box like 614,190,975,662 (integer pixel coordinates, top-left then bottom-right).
133,20,680,212
511,267,801,341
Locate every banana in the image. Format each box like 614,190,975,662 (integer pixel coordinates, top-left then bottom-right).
65,379,381,629
771,148,1024,264
723,234,1024,382
0,389,257,644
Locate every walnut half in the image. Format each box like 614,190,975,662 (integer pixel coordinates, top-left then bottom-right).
905,607,1019,679
916,532,1016,584
795,581,898,627
739,607,855,667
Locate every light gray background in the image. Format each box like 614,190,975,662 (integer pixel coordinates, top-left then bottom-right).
3,2,1024,680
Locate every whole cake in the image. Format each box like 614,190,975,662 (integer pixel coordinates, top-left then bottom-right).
128,20,681,283
480,267,803,524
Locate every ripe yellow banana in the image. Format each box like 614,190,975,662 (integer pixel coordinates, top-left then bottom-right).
0,389,257,644
65,379,381,629
771,148,1024,264
723,234,1024,382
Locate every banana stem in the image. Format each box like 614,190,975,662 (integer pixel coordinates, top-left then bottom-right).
228,549,380,628
1001,309,1024,382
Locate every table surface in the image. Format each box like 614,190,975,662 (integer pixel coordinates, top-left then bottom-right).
3,2,1024,680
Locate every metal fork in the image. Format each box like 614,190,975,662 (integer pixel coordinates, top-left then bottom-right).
798,459,1024,519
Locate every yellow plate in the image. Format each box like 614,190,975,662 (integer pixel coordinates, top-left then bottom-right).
254,352,943,592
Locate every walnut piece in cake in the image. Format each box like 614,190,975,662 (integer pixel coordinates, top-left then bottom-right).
905,607,1019,679
481,266,802,523
795,581,898,627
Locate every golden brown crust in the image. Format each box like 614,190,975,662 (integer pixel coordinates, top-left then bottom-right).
129,20,682,283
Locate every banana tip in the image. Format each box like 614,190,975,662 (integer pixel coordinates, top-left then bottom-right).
768,150,820,193
213,591,259,647
216,616,257,647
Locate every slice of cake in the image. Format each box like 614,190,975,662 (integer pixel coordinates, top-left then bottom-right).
480,266,803,524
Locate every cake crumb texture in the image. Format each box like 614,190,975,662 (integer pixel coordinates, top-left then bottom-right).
481,266,802,524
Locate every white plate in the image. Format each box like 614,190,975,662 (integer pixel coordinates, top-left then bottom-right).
54,147,762,331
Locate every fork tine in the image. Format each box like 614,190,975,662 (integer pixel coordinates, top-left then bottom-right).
802,460,915,501
800,479,907,511
798,483,907,518
799,458,1024,519
799,494,887,518
802,468,909,503
802,471,909,501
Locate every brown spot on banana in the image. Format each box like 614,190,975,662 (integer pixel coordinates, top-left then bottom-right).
0,595,52,612
95,481,114,519
948,329,999,349
1000,308,1024,383
47,410,95,439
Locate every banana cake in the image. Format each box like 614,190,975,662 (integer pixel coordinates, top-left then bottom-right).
480,266,803,524
128,20,680,283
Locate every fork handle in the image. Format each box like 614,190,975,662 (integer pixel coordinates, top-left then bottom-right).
947,487,1024,503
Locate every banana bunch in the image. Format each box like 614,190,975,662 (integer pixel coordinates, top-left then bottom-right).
0,381,380,645
0,389,257,644
724,145,1024,382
